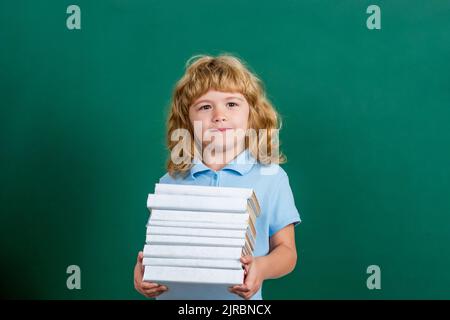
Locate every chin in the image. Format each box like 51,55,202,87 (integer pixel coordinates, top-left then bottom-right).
204,141,237,154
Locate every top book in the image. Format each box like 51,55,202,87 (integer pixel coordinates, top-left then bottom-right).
150,183,261,217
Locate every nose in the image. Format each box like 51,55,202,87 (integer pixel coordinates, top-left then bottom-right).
212,107,227,123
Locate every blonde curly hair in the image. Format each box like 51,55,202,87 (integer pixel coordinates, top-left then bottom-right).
165,54,286,177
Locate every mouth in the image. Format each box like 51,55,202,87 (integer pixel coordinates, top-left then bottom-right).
211,128,233,132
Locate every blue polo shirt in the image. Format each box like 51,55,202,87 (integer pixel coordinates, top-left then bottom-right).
158,148,301,300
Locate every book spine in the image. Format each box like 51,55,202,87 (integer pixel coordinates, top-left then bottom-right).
143,244,242,260
147,194,247,213
145,234,246,247
150,210,250,223
155,183,253,199
146,226,247,238
142,258,242,270
147,219,248,230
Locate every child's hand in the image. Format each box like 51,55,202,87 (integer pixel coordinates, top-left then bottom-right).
133,251,168,298
229,255,264,300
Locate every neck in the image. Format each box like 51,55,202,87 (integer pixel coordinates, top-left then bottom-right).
201,146,245,172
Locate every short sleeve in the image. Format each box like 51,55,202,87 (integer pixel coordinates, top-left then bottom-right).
268,173,302,237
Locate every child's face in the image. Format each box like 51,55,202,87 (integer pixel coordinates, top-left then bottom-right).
189,90,250,157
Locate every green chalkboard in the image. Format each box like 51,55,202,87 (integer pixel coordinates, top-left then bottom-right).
1,0,449,299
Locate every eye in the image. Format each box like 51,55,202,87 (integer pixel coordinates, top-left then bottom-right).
199,104,212,110
227,102,238,107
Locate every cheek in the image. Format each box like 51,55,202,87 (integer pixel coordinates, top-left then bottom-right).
238,107,250,128
190,117,210,141
190,112,209,127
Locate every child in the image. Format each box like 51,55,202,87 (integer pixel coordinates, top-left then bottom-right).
133,54,301,300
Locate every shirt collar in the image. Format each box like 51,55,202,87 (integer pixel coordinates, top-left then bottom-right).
190,149,256,179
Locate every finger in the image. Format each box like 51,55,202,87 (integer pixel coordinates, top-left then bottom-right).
231,284,251,292
240,255,253,265
143,284,168,292
237,292,247,299
137,251,143,264
147,290,167,298
228,288,244,298
143,289,165,296
143,286,168,296
140,282,160,290
243,293,252,300
237,289,253,300
142,287,163,295
143,290,164,298
134,263,144,281
139,252,147,273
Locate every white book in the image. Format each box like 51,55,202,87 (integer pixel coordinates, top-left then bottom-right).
155,282,244,300
155,183,261,216
148,209,257,241
143,266,244,285
146,225,255,249
142,257,242,270
147,219,248,230
147,194,248,213
145,234,246,247
149,209,250,224
146,226,247,239
146,225,256,250
155,183,252,198
143,244,242,260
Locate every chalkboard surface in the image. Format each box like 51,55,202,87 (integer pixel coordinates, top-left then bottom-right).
1,0,449,299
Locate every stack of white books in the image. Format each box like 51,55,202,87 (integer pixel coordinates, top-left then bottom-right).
142,183,261,300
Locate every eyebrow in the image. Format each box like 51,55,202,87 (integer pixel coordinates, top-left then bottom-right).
193,96,244,106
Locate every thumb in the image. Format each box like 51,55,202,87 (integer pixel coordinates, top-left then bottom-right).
137,251,143,264
240,255,253,265
137,251,145,274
